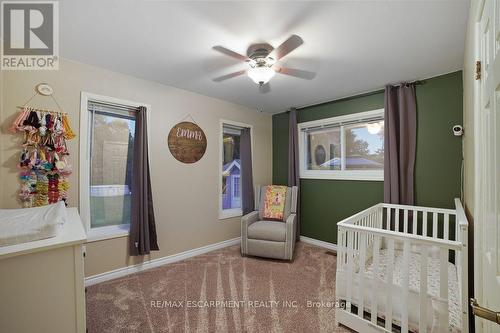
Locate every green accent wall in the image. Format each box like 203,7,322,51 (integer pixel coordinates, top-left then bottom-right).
272,71,463,244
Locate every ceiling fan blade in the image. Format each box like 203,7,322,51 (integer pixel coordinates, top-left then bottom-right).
270,35,304,60
212,70,246,82
276,67,316,80
259,83,271,94
212,46,249,62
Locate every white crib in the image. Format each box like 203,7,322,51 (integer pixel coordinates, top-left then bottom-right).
335,199,468,333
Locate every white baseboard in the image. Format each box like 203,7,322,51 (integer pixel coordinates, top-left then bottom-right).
300,236,337,252
85,237,240,286
86,236,335,286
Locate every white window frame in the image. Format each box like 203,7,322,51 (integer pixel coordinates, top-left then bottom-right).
79,92,151,242
298,109,384,181
219,119,253,220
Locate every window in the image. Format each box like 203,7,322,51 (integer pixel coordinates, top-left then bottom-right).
298,109,384,181
89,103,135,230
80,92,149,241
220,121,250,219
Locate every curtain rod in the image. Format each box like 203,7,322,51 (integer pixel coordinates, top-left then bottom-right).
290,79,425,112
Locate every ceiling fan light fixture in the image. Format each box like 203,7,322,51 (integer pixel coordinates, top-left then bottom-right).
265,56,276,66
212,35,313,89
247,66,275,85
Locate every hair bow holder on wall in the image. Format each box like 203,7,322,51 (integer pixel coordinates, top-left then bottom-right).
9,83,76,207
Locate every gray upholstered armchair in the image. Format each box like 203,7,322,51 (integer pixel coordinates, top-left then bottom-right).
241,185,298,260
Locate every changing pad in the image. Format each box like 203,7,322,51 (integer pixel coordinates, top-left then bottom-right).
0,201,67,247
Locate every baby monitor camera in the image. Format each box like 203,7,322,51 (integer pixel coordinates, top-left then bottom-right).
452,125,463,136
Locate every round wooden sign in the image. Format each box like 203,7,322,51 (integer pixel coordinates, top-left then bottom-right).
167,121,207,164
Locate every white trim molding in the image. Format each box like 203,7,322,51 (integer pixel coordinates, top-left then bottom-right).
85,237,241,286
86,224,129,243
300,170,383,181
299,236,338,252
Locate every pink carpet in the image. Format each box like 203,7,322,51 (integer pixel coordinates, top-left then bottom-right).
86,242,352,333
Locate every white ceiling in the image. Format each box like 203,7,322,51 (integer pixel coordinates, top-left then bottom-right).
60,1,470,113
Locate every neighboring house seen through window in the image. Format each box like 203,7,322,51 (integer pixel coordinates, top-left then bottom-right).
298,109,384,181
221,123,243,218
233,175,241,198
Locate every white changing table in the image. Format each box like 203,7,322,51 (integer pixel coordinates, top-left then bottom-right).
0,208,87,333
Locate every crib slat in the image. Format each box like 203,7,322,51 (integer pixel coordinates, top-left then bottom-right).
439,247,449,332
395,209,400,232
358,230,361,251
358,233,367,318
419,246,428,333
401,240,411,333
433,212,438,238
371,236,380,325
412,210,418,235
346,230,354,312
336,229,344,315
403,209,408,233
385,239,395,331
343,230,348,266
343,230,347,266
423,212,428,237
444,214,449,240
338,229,344,269
354,231,357,254
377,206,381,229
386,207,391,230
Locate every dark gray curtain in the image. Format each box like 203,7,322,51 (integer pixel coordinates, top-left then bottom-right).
130,106,159,256
384,83,417,205
288,108,300,241
241,128,254,215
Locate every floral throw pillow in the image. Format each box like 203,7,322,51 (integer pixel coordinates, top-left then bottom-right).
263,185,287,221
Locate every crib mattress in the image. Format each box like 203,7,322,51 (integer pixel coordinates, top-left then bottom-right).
337,249,461,332
0,202,67,247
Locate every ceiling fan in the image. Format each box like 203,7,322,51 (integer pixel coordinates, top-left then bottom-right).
212,34,316,93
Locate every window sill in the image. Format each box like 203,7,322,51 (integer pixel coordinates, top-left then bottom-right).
86,224,130,243
219,209,243,220
300,171,384,181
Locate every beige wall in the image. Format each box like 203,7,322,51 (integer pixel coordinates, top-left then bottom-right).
463,0,478,216
0,59,273,276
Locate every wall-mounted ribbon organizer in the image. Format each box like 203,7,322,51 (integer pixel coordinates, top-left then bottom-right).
9,83,76,207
